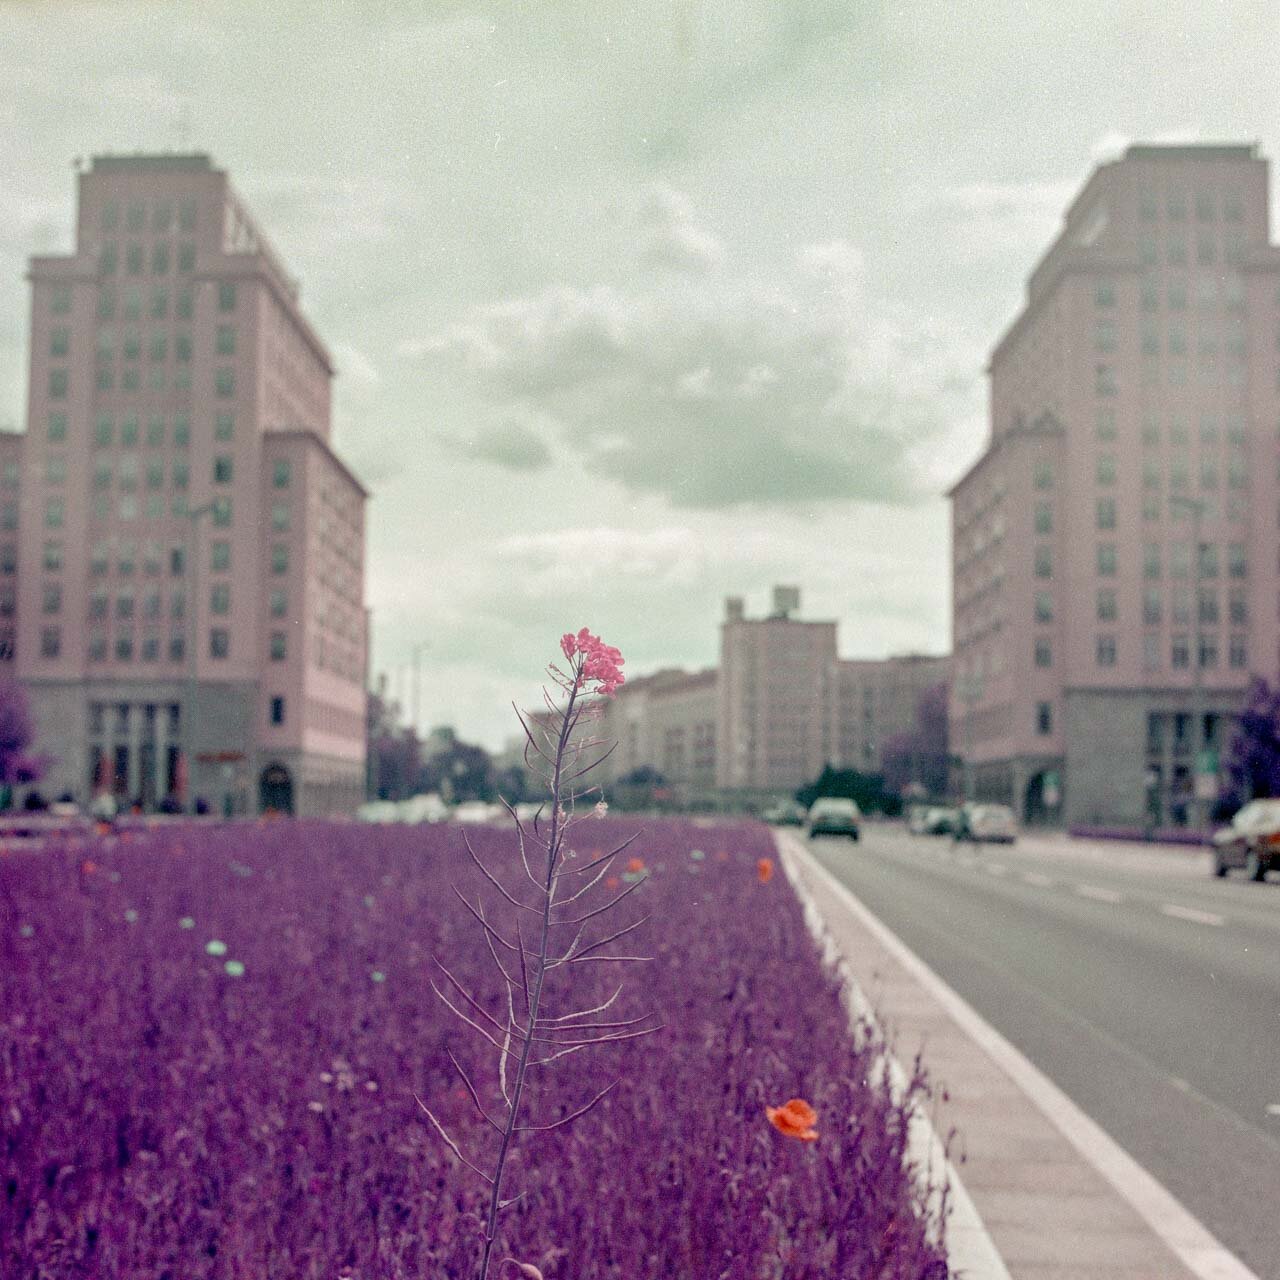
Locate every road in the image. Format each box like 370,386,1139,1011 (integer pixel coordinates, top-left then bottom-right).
804,824,1280,1279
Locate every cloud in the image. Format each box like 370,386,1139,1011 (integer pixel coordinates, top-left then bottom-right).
637,182,725,274
406,195,973,510
469,420,553,472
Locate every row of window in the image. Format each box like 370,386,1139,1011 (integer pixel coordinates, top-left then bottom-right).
1096,274,1248,311
1135,232,1248,269
1096,319,1249,357
97,241,197,277
1033,633,1247,671
1136,188,1244,222
54,410,232,446
74,539,292,577
1095,409,1249,446
99,198,198,234
47,364,239,400
44,625,284,668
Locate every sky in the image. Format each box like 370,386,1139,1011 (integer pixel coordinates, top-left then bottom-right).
1,0,1278,748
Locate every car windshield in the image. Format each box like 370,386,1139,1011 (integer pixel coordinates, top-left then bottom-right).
1235,801,1280,831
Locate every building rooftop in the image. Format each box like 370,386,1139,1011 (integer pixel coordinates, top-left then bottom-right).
1123,142,1259,162
90,153,214,173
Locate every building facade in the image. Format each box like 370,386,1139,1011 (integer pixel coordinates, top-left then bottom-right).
833,652,951,774
18,153,367,816
951,143,1280,828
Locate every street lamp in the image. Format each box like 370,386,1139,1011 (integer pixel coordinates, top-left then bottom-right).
1168,494,1208,836
182,501,216,813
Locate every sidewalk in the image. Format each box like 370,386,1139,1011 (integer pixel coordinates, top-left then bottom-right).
776,831,1257,1280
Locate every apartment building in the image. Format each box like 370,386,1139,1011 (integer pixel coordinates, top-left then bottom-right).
18,153,367,815
951,143,1280,827
834,652,951,773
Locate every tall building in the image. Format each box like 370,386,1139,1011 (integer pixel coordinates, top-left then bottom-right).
950,143,1279,828
833,653,951,773
716,587,837,797
19,153,367,815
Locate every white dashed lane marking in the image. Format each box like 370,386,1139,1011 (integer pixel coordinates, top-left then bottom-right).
1075,884,1124,904
1022,871,1054,887
1160,903,1225,927
984,863,1009,877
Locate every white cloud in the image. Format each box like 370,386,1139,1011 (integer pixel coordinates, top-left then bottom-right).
637,182,726,274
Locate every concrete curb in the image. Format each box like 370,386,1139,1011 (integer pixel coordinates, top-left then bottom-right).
776,831,1261,1280
777,833,1013,1280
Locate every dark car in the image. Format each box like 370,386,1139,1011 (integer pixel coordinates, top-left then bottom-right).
807,797,861,841
1211,799,1280,880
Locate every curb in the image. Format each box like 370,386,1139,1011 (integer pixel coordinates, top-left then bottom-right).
777,833,1012,1280
776,830,1261,1280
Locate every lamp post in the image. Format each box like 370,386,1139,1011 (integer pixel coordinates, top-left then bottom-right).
1169,494,1208,835
182,502,215,813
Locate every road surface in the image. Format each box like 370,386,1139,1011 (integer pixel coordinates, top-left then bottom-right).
805,824,1280,1279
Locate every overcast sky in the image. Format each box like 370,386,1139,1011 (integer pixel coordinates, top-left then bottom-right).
2,1,1278,748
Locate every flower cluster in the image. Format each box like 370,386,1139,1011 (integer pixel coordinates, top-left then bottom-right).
560,627,626,696
766,1097,819,1142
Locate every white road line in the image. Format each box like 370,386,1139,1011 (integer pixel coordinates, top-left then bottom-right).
1075,884,1123,904
1265,1104,1280,1118
984,863,1009,877
779,833,1261,1280
1160,903,1225,927
1022,871,1053,887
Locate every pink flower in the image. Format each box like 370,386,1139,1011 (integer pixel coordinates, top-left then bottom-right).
593,801,608,819
560,632,576,660
559,627,626,697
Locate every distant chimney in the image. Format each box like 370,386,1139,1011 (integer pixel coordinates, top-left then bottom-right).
725,596,745,622
771,585,801,619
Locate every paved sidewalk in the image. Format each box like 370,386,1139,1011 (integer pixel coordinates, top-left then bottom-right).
777,831,1256,1280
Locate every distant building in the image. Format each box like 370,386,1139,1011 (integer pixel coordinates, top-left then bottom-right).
950,143,1279,827
834,653,951,774
18,153,367,815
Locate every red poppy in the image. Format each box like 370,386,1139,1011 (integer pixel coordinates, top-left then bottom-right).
756,857,775,884
766,1097,818,1141
626,856,645,874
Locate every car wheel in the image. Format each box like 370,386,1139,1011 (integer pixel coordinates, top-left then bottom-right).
1212,853,1228,878
1245,850,1265,882
850,831,860,842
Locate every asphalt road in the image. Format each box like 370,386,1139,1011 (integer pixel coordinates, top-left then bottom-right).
804,824,1280,1279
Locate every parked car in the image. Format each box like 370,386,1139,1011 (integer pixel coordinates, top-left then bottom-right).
1211,799,1280,880
762,800,808,826
954,802,1017,843
807,797,861,841
920,805,961,836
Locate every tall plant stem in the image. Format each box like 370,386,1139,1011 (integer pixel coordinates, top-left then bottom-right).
477,676,580,1280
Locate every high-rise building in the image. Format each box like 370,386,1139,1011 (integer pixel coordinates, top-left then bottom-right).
950,143,1279,829
19,153,367,815
833,653,951,774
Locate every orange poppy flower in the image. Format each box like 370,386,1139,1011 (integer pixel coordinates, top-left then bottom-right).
604,875,621,890
714,850,730,863
756,857,774,884
80,860,97,875
626,856,645,874
766,1097,818,1141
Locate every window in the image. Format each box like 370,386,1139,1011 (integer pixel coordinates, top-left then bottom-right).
141,632,160,663
50,325,70,357
176,287,193,320
171,461,189,490
150,286,168,320
1230,634,1248,669
143,541,162,575
1228,543,1247,578
41,584,61,615
1196,232,1215,266
146,460,164,490
1034,637,1052,668
48,412,67,443
1096,635,1117,667
1094,318,1117,352
1095,407,1117,441
271,503,290,532
1096,497,1116,530
1095,280,1116,306
272,459,292,488
121,367,140,391
216,325,235,356
1172,634,1190,669
1033,460,1053,490
40,627,60,659
1036,702,1052,736
269,696,286,726
1142,459,1160,490
1097,544,1117,576
1229,589,1248,625
149,332,168,363
1167,239,1187,267
1095,363,1117,395
271,543,288,574
1200,456,1218,489
270,631,287,661
118,540,136,575
1097,588,1117,622
1138,236,1157,266
1096,454,1116,485
179,198,197,232
143,590,161,620
170,589,186,620
1198,542,1219,579
170,546,186,576
1034,502,1052,535
212,497,232,528
116,592,134,621
211,541,230,572
215,412,234,441
50,283,72,315
168,632,185,663
152,242,171,275
44,497,64,529
210,582,230,615
1172,586,1191,624
216,368,235,397
270,589,287,617
1034,592,1053,623
173,414,190,447
99,243,117,275
174,332,192,363
1198,634,1219,669
178,243,196,273
1034,545,1052,579
1143,589,1161,625
209,628,230,660
88,590,108,621
1197,588,1219,624
126,244,144,276
213,456,234,485
48,368,68,399
1143,543,1161,579
45,455,66,486
218,281,236,312
43,540,62,572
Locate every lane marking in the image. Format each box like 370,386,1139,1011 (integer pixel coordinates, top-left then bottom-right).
779,833,1261,1280
1160,903,1225,928
1022,871,1054,887
1075,884,1123,904
1266,1104,1280,1118
984,863,1009,877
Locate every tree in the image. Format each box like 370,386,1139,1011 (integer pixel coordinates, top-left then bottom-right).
0,679,44,800
1223,676,1280,808
419,737,495,803
880,681,949,800
795,764,893,814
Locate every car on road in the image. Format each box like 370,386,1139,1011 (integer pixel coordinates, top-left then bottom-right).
1211,798,1280,880
762,799,808,826
953,802,1018,843
807,797,861,841
916,805,961,836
